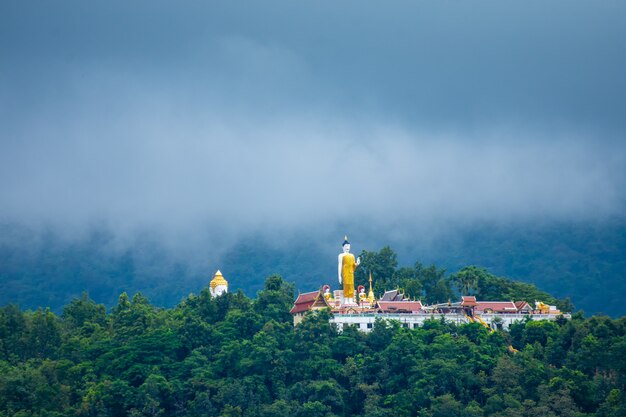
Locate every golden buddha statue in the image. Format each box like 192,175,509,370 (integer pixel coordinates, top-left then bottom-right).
323,285,334,302
338,236,360,305
358,285,367,303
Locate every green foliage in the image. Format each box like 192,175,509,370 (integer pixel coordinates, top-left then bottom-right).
355,246,398,294
0,272,624,417
450,265,573,310
255,274,295,324
25,308,62,359
0,304,28,361
358,247,569,308
62,292,107,331
354,247,455,304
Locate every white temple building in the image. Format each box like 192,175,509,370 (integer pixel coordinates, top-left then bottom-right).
291,291,569,332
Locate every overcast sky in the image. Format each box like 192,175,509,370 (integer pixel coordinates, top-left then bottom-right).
1,0,625,244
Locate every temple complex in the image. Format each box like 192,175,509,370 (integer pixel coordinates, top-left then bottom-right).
290,236,570,332
291,286,568,331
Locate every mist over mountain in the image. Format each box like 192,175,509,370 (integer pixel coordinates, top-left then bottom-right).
2,218,624,316
1,1,625,317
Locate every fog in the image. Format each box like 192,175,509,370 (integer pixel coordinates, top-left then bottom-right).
1,0,625,249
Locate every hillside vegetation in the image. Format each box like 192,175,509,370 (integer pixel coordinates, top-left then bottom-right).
1,275,625,417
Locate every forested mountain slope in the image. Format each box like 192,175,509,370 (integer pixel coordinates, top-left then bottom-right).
1,219,624,316
1,276,625,417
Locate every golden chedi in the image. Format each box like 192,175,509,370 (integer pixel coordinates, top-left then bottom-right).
210,270,228,297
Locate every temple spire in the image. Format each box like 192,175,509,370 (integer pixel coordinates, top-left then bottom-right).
368,272,376,305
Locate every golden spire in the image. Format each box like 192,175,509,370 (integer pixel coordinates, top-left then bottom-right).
368,272,376,305
210,270,228,290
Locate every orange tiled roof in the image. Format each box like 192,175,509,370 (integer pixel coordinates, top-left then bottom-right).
476,301,517,313
290,291,322,314
378,300,423,313
461,296,478,307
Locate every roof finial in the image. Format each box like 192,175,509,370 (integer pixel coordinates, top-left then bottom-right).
368,272,376,305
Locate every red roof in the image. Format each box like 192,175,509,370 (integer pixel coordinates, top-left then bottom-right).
290,291,323,314
475,301,517,313
515,301,532,311
461,296,478,307
378,301,423,313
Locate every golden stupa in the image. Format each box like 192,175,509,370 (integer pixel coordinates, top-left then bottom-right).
210,270,228,290
368,272,376,305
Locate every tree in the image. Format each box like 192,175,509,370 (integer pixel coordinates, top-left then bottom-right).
355,247,398,294
134,374,172,417
426,279,455,305
393,267,422,300
596,389,626,417
259,400,299,417
25,308,62,359
79,379,134,417
255,274,295,324
0,304,27,360
417,263,451,304
297,401,330,417
111,292,157,340
429,394,463,417
450,266,483,296
62,292,107,331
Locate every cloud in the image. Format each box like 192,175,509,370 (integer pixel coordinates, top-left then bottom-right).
0,0,625,245
1,68,623,236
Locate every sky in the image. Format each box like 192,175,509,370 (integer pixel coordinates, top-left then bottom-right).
1,0,625,246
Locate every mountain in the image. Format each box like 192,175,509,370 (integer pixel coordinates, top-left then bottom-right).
1,219,625,316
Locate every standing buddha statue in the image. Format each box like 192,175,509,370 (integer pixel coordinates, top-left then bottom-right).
338,236,360,305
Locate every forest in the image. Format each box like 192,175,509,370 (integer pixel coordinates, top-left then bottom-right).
1,270,625,417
